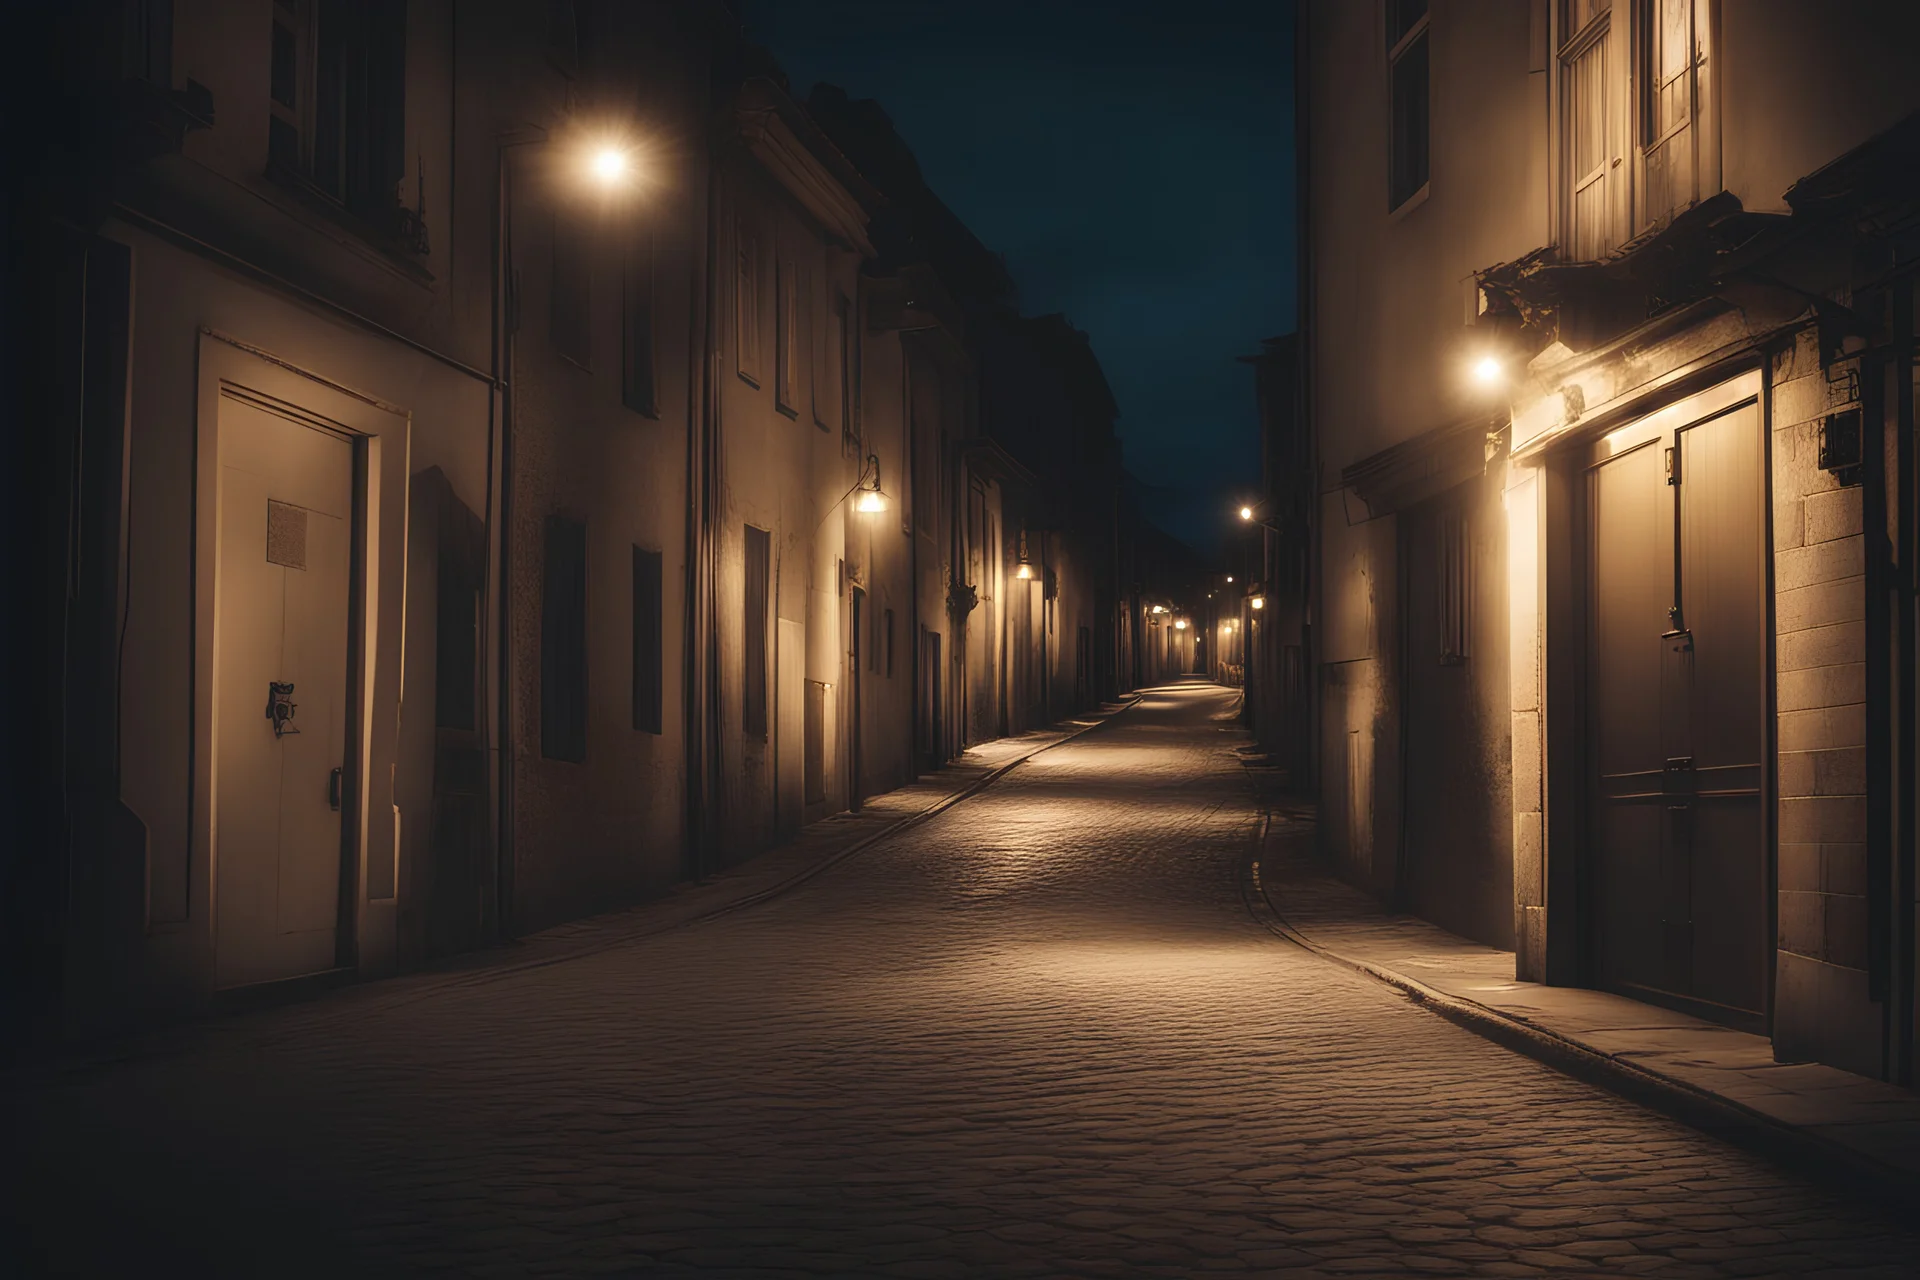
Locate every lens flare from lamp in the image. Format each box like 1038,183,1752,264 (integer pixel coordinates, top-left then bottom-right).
590,147,630,186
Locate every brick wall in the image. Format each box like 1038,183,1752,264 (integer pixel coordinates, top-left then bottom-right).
1769,328,1880,1076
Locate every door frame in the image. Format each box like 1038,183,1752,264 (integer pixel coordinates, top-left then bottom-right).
1543,364,1766,1028
1542,366,1776,1028
192,331,411,993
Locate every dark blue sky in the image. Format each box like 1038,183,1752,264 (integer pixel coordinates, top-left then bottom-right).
739,1,1297,557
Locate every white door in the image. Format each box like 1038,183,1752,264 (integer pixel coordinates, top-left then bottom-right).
214,394,355,989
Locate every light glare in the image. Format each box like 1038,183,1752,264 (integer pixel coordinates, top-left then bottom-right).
591,147,630,185
1238,505,1253,521
1472,355,1505,387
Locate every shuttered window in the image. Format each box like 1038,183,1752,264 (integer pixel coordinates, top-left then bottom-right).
541,515,588,762
1640,0,1697,229
268,0,409,231
631,546,662,734
1561,1,1617,260
743,524,770,737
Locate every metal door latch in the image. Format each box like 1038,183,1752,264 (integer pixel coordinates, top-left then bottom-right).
266,681,300,737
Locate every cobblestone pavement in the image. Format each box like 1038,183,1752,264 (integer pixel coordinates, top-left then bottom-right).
7,680,1918,1278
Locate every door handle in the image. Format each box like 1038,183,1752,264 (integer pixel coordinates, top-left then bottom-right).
329,767,343,811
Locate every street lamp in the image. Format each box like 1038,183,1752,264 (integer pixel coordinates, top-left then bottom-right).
1239,505,1254,521
854,454,888,513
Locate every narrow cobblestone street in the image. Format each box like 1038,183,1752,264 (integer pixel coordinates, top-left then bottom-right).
8,680,1917,1278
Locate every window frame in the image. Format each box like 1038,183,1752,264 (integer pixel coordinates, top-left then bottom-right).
736,222,762,389
1385,0,1431,213
775,254,799,417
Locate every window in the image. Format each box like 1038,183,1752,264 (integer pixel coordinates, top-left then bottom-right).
1386,0,1430,210
1560,0,1618,259
1640,0,1698,230
268,1,410,233
631,546,663,734
552,209,591,369
622,231,656,415
736,225,761,387
775,257,798,416
743,524,770,736
1437,510,1470,665
836,291,857,451
541,515,588,762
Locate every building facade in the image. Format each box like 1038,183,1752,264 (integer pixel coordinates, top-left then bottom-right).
1301,0,1919,1081
10,0,1125,1048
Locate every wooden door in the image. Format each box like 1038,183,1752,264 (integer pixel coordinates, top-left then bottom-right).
214,395,355,989
1585,398,1768,1023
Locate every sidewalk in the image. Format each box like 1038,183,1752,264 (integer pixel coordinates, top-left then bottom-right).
1243,795,1920,1210
175,700,1143,1047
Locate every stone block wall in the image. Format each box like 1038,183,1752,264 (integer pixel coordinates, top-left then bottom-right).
1769,328,1880,1076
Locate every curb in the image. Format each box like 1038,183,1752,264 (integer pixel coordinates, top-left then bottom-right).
301,697,1144,1006
684,695,1143,926
1238,807,1920,1218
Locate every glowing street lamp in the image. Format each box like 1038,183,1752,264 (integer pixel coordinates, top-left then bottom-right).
1239,505,1254,521
855,454,888,513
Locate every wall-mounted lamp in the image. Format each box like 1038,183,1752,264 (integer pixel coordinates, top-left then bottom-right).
1150,604,1167,615
855,454,889,513
1251,596,1265,610
1238,505,1254,521
1174,618,1188,630
1014,531,1034,579
1471,354,1506,389
1225,576,1234,584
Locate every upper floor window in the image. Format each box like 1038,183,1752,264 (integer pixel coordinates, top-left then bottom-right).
269,0,409,233
1640,0,1699,230
1559,0,1619,260
1386,0,1430,210
736,224,761,387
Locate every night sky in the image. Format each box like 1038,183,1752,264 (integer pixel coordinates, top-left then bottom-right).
739,0,1298,558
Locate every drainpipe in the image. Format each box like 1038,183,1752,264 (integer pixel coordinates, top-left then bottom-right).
491,126,548,942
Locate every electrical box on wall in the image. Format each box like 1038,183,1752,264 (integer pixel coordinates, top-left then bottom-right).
1817,409,1863,487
